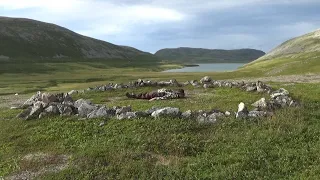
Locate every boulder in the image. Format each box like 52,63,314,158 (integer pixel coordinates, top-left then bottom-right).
181,110,193,119
190,80,199,87
271,88,289,99
248,111,267,117
44,105,60,115
114,84,124,89
41,93,58,105
145,106,161,115
213,81,222,87
151,107,181,118
256,81,271,93
158,81,171,86
236,102,249,119
67,90,78,96
87,106,110,119
55,93,65,102
170,79,179,86
200,76,212,83
16,106,32,119
223,82,233,88
59,105,75,116
211,112,225,117
267,101,282,111
27,101,44,120
117,112,137,120
115,106,132,115
21,91,42,108
274,95,292,107
63,94,74,103
252,98,267,108
74,99,93,108
246,86,257,92
197,113,217,123
78,103,97,117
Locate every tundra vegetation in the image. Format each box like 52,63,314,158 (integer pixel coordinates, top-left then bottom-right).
0,18,320,179
1,54,320,179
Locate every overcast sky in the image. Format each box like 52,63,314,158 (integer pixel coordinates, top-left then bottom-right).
0,0,319,53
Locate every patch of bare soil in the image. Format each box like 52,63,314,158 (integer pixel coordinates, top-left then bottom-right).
5,153,70,180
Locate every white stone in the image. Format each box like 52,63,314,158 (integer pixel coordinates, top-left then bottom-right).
271,88,289,98
252,98,267,108
151,107,180,118
78,103,97,117
74,99,92,108
68,90,78,96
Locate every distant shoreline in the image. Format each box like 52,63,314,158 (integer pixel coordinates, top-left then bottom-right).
183,64,199,67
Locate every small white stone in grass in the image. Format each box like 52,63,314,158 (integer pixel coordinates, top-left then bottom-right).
99,121,105,127
238,102,245,112
225,111,231,116
15,93,19,96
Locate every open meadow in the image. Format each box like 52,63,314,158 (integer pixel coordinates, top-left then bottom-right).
1,54,320,179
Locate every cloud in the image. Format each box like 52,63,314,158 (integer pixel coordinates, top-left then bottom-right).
0,0,319,52
0,0,185,37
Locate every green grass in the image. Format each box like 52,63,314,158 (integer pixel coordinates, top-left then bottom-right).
72,86,267,112
1,52,319,96
241,52,320,76
0,53,320,179
0,83,319,179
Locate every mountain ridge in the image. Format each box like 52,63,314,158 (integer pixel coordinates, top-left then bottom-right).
154,47,265,63
0,16,150,59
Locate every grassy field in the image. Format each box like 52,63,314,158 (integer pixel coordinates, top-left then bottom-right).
0,55,320,179
242,52,320,76
1,52,319,96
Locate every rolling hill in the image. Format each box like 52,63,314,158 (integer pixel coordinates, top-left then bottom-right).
0,16,150,59
154,47,265,63
256,29,320,61
242,29,320,76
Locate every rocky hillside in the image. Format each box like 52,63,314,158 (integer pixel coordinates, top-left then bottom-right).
257,29,320,61
0,17,149,59
154,47,265,63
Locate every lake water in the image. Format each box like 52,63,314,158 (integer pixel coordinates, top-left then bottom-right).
163,63,245,72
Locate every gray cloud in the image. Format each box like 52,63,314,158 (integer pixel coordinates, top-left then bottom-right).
0,0,319,53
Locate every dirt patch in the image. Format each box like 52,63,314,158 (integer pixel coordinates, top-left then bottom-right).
5,153,70,180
